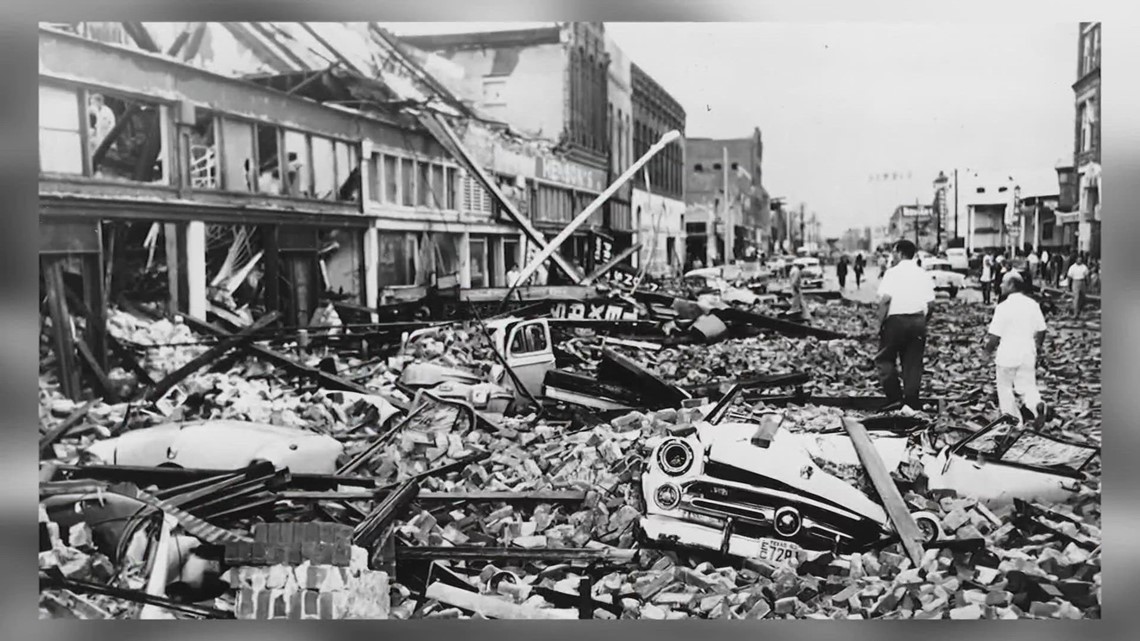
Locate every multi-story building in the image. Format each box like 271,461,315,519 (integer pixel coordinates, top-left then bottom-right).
1070,21,1101,257
888,204,938,252
397,23,630,273
630,62,686,276
684,129,770,268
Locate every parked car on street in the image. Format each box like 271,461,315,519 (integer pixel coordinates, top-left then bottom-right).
945,247,970,272
792,257,824,289
923,258,966,298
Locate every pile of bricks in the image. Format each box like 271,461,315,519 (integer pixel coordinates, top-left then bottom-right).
227,522,390,620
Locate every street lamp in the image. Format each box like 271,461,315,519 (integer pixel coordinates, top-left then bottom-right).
933,171,949,251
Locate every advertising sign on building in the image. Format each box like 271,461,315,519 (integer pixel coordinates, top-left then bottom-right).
536,156,606,193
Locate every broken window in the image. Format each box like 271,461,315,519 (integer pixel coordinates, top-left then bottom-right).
189,109,218,189
282,130,310,198
417,161,432,208
383,155,399,205
310,136,336,200
39,84,83,174
220,118,255,192
334,140,358,202
470,236,488,288
445,167,459,210
377,232,415,287
87,90,168,184
401,158,416,207
429,164,446,209
319,229,362,301
254,124,282,195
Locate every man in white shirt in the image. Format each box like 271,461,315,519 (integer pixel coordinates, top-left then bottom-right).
875,240,936,411
984,271,1049,426
1067,255,1091,318
1027,250,1040,278
980,254,995,305
506,264,521,288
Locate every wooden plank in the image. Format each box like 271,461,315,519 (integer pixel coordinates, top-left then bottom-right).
712,306,847,340
598,347,689,409
44,259,80,400
39,399,97,457
398,545,633,564
841,417,926,566
143,311,280,402
281,490,587,503
180,313,375,396
424,582,578,620
75,337,119,403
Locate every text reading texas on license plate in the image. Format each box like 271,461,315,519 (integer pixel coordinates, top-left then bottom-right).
757,538,800,564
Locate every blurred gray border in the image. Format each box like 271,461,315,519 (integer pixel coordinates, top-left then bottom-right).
4,1,1132,638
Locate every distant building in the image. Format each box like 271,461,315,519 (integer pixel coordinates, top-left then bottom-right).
1066,21,1101,257
888,204,938,252
630,62,686,276
684,129,770,267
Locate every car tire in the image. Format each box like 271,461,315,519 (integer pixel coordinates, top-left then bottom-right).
911,511,944,543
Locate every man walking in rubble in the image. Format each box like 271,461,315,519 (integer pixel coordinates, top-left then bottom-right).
875,239,936,413
854,253,866,289
1067,254,1091,318
984,270,1050,427
790,260,811,320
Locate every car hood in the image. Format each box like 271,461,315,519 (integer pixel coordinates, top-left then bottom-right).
702,428,888,523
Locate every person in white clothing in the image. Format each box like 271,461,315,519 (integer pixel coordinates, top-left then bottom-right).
984,270,1049,426
1027,251,1040,279
980,254,995,305
506,264,521,288
1067,256,1091,318
875,239,936,411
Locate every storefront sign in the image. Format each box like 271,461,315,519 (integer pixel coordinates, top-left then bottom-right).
536,156,606,193
551,301,638,321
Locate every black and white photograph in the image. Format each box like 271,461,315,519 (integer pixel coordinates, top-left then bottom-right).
36,20,1102,620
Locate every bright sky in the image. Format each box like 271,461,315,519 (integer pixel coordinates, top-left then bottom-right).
388,22,1077,236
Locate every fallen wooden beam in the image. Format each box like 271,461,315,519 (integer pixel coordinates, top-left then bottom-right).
179,313,380,398
75,337,120,404
51,464,377,490
354,479,420,549
841,417,926,566
40,572,232,619
39,399,98,457
396,545,634,563
424,582,578,620
281,490,587,504
144,311,280,402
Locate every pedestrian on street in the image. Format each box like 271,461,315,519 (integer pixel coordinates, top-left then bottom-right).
878,252,889,278
981,254,995,305
506,263,521,288
1027,250,1040,279
984,270,1050,427
790,261,812,320
1067,255,1091,318
875,239,936,412
854,253,866,288
1051,252,1064,286
992,255,1006,303
1040,249,1050,279
837,255,850,290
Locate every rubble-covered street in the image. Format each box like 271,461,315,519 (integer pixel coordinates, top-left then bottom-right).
37,21,1102,622
39,284,1101,620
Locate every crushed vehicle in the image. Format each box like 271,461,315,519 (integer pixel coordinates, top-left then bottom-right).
639,384,944,562
83,420,344,474
923,258,966,298
922,414,1099,505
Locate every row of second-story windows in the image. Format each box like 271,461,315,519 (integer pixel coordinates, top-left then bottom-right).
633,119,683,196
365,151,494,214
40,83,171,183
39,81,364,203
189,108,360,202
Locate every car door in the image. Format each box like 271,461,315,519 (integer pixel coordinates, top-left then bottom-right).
504,320,556,398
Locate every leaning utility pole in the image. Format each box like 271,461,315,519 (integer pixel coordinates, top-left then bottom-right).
799,203,806,252
723,147,732,263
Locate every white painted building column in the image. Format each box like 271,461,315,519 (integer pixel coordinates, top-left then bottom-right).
1034,207,1042,252
185,221,207,319
965,206,975,254
364,226,379,322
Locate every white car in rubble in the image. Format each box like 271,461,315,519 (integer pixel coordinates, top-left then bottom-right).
923,258,966,298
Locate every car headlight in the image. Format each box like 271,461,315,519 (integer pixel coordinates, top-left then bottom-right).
657,439,695,476
654,483,682,510
774,506,803,537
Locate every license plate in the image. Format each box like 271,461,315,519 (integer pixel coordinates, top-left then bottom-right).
757,537,800,564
